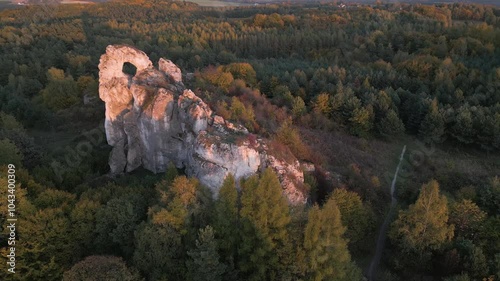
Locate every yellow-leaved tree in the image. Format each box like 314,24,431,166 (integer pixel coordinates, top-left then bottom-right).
390,180,454,255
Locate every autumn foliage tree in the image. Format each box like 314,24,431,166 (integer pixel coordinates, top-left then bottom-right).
239,168,291,281
40,68,79,111
303,196,362,281
330,188,374,250
390,180,454,255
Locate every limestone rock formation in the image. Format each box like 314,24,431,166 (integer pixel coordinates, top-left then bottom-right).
99,45,307,204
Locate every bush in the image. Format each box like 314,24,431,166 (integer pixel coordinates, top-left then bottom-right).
275,120,310,161
63,256,143,281
0,138,23,167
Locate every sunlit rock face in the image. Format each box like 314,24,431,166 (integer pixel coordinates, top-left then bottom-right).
98,44,307,204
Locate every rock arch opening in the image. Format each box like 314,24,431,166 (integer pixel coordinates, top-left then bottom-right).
122,62,137,76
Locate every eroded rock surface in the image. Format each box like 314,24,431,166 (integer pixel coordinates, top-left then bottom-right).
99,45,307,204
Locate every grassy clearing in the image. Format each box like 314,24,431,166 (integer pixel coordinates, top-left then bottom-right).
0,0,15,10
300,127,402,184
60,0,93,4
30,129,78,153
301,128,499,278
301,127,499,207
396,137,500,204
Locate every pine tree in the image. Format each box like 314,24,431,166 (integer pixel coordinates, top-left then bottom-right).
449,200,486,240
133,222,185,280
313,93,332,116
330,188,374,249
377,109,405,137
186,226,227,281
455,239,488,280
239,168,291,281
95,196,143,257
450,105,476,145
291,96,307,119
0,139,23,167
165,162,179,185
419,99,445,143
303,197,357,281
349,105,374,138
213,175,239,276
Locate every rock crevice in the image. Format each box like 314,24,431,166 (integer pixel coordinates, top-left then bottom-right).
99,45,307,204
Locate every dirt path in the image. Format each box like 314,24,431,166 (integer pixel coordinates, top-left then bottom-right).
367,145,406,281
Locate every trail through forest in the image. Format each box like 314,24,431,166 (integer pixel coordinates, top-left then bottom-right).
367,145,406,281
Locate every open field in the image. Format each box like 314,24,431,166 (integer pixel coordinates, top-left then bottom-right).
192,0,500,6
60,0,93,4
0,0,14,9
343,0,499,5
1,0,498,9
185,0,244,7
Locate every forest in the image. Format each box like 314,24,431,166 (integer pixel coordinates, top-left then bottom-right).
0,0,499,280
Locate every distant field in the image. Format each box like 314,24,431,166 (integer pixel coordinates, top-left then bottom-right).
185,0,244,6
0,0,14,10
60,0,93,3
214,0,500,6
0,0,244,7
345,0,500,6
0,0,498,7
399,0,499,6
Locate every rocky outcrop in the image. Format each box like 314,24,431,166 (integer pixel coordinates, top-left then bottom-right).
99,45,307,204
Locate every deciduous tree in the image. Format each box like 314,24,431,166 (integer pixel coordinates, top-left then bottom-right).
390,180,454,254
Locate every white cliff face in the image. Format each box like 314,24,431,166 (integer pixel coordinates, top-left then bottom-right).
98,44,307,204
188,132,262,197
264,155,307,204
159,58,183,83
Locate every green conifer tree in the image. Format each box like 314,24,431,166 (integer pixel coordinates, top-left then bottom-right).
213,174,240,278
186,226,227,281
377,109,405,137
239,168,290,281
419,99,445,143
303,197,358,281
